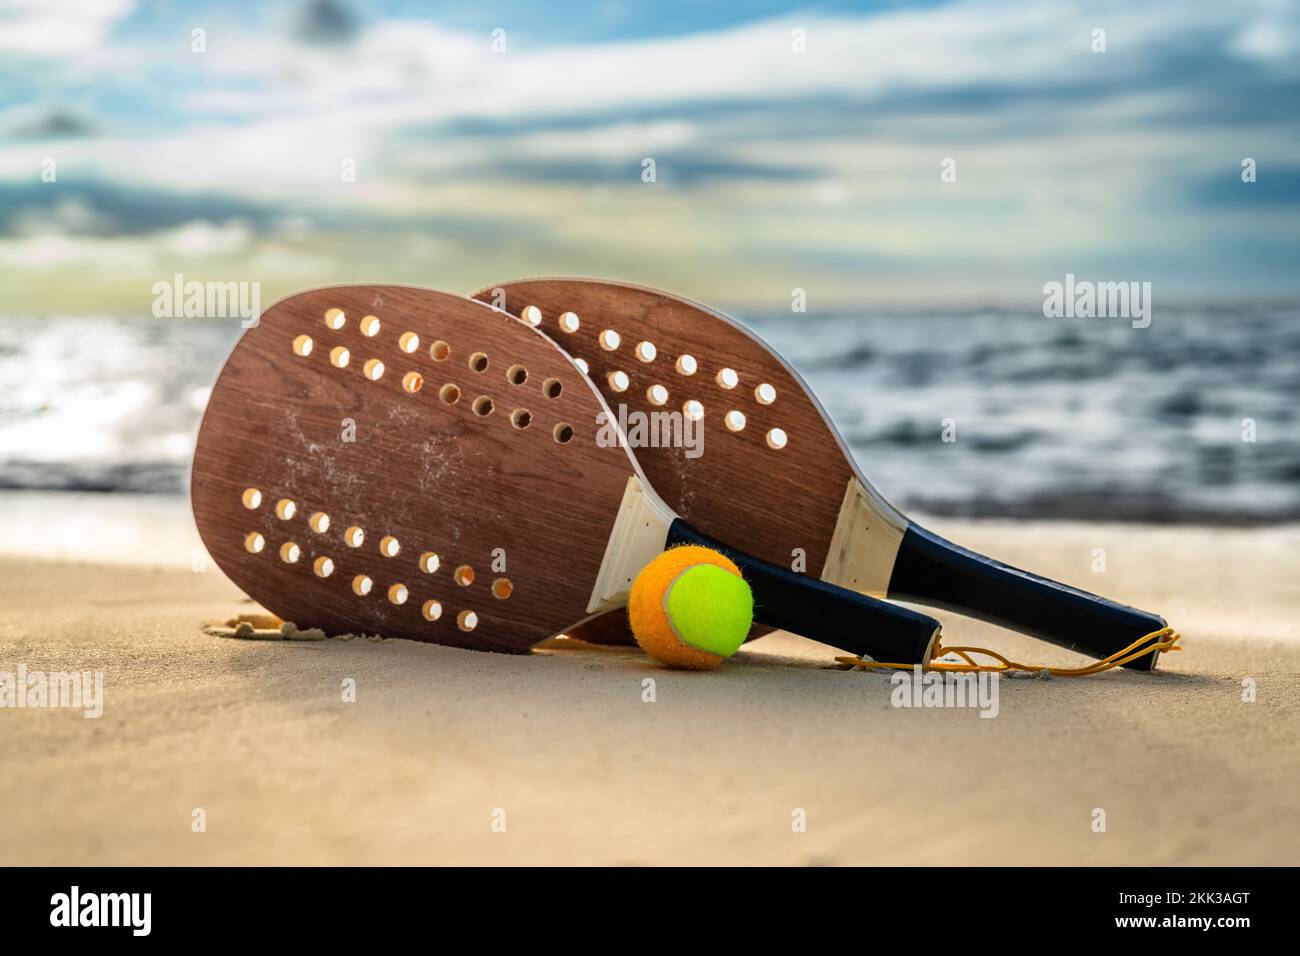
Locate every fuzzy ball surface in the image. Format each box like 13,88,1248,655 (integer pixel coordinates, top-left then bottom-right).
628,546,754,669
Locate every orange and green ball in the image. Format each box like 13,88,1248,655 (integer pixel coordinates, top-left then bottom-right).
627,546,754,670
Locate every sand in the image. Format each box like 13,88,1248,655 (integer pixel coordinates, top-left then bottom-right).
1,501,1297,865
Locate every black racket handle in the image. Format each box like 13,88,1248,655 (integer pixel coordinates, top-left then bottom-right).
887,524,1167,670
666,519,939,664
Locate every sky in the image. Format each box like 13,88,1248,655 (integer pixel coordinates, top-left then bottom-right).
1,0,1298,313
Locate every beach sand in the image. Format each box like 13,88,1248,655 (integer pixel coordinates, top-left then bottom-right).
1,497,1297,865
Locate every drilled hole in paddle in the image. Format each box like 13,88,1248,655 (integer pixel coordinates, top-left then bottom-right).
766,428,788,450
683,400,704,422
330,346,350,368
608,370,629,392
439,383,460,405
379,535,400,557
313,556,334,578
244,532,265,554
309,511,330,533
292,334,313,357
275,498,297,520
647,384,668,406
755,382,777,405
676,354,697,376
510,408,532,429
472,396,494,416
430,340,451,361
279,541,301,564
344,526,365,548
364,358,385,381
725,410,747,432
558,311,580,333
521,305,542,326
324,308,346,330
360,315,380,337
422,599,443,622
457,610,478,632
454,565,475,587
241,488,262,509
542,378,562,399
716,367,739,389
553,422,573,444
506,364,528,385
388,583,408,605
573,358,589,374
599,329,621,351
419,552,440,573
635,341,657,362
398,331,419,353
402,371,423,394
468,352,489,373
491,578,513,600
352,574,373,596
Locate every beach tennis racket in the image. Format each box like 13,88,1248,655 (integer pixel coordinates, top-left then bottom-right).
190,285,940,661
472,279,1168,670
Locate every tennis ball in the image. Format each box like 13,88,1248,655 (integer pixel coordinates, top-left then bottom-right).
627,546,754,670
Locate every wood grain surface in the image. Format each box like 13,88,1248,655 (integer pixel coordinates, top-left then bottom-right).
192,285,637,652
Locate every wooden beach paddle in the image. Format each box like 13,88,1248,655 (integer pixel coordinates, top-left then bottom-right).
472,278,1168,670
191,285,940,661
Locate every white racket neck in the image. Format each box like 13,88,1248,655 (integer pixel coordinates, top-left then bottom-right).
820,476,909,596
588,475,675,613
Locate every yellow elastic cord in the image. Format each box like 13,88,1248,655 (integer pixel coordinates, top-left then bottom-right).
835,626,1180,677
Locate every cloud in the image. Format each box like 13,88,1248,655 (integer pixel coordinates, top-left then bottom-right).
0,0,1298,308
4,107,96,140
464,155,821,186
0,0,135,56
174,1,1300,124
1191,165,1300,207
294,0,360,46
0,181,280,238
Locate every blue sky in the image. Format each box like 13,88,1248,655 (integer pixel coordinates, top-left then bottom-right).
1,0,1298,312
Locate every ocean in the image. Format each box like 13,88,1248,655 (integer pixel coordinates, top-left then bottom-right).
2,304,1296,524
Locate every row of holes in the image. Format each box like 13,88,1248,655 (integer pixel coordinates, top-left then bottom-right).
241,530,511,632
317,306,775,404
241,490,515,599
299,331,565,398
242,533,476,630
308,306,782,449
515,305,786,449
601,379,785,446
295,323,575,444
517,304,778,405
318,310,566,394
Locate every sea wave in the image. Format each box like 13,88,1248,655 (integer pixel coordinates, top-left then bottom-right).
1,305,1297,523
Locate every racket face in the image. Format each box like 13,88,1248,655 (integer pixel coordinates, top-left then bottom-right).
191,285,636,652
473,279,858,579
